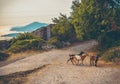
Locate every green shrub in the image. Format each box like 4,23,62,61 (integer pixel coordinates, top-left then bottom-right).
98,31,120,50
8,33,45,53
102,47,120,63
10,32,40,45
47,37,63,48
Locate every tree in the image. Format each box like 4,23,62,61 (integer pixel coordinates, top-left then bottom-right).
71,0,120,40
52,13,76,42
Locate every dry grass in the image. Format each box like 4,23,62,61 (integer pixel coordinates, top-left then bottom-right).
0,50,44,67
7,50,43,61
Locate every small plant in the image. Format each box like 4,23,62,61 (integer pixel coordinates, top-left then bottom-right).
102,47,120,63
8,33,45,53
47,37,63,48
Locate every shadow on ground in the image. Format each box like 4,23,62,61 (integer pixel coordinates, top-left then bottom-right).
0,64,49,84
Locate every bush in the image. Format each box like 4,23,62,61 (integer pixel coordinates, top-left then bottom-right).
97,31,120,64
102,47,120,63
47,37,63,48
98,31,120,50
9,39,44,53
10,32,40,45
8,33,45,53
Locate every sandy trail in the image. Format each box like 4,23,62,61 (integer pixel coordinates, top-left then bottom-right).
0,40,120,84
27,63,120,84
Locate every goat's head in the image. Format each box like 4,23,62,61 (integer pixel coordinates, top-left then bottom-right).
78,51,85,55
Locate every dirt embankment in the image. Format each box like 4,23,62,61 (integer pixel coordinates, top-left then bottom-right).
0,40,120,84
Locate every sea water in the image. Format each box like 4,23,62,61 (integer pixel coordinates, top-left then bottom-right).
0,22,48,39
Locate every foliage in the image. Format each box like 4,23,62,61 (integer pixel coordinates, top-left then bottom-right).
47,37,63,48
102,47,120,63
10,32,41,45
98,31,120,50
70,0,120,63
51,0,120,42
8,33,44,53
52,13,76,42
71,0,120,40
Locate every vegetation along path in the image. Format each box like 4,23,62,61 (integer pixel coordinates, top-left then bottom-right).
0,40,120,84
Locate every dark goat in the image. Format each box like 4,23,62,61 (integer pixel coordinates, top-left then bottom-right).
67,54,76,65
90,55,99,66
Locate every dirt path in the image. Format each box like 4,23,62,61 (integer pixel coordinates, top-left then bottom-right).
27,63,120,84
0,40,120,84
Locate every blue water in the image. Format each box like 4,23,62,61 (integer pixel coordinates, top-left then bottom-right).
2,33,20,37
3,22,48,37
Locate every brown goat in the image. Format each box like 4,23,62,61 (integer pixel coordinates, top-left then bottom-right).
74,53,88,65
67,54,76,65
67,51,88,65
90,55,99,66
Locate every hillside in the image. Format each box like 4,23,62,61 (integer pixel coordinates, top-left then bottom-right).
10,22,48,32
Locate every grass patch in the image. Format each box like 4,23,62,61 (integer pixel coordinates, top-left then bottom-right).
102,47,120,64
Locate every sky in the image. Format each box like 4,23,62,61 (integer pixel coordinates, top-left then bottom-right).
0,0,74,26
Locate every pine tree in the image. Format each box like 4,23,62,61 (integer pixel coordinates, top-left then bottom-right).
71,0,120,40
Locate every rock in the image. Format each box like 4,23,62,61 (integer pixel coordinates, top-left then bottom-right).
0,52,9,61
42,44,56,50
32,24,53,40
0,40,10,50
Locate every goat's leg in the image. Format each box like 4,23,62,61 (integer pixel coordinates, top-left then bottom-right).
72,57,77,65
74,59,77,65
77,60,79,65
91,60,93,66
94,61,97,66
90,60,92,66
67,58,71,64
75,60,78,65
79,59,82,65
81,60,83,65
95,59,98,67
90,57,93,66
93,61,95,66
81,60,84,65
67,58,74,64
92,61,94,66
71,59,76,65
